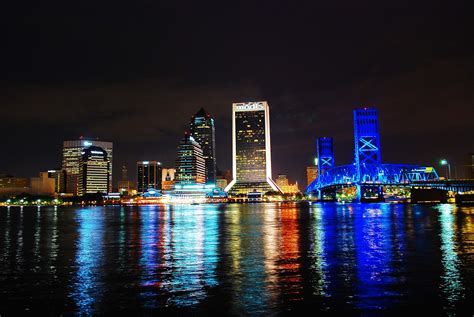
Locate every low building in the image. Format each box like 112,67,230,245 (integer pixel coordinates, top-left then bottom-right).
0,175,30,196
30,172,56,196
275,175,301,194
216,177,228,190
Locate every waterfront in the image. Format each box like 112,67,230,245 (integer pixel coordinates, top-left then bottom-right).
1,203,473,315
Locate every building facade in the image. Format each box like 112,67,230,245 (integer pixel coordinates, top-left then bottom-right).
225,101,280,195
0,176,30,196
306,166,318,187
30,172,56,196
78,146,111,196
161,168,176,190
275,175,301,194
62,139,113,195
137,161,162,193
175,133,206,185
47,169,66,193
190,108,217,184
118,165,135,195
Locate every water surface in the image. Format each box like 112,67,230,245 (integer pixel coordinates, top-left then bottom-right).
1,203,473,315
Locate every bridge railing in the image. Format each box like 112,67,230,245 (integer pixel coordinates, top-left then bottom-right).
306,163,439,193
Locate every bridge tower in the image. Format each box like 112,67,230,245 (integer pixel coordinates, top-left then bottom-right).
316,137,334,199
317,137,334,177
353,108,382,200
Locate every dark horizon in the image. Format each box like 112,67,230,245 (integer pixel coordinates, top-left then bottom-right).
2,2,473,185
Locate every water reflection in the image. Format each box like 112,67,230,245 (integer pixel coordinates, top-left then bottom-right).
226,204,270,314
72,208,105,313
0,203,473,315
438,204,464,312
354,204,402,310
166,205,219,306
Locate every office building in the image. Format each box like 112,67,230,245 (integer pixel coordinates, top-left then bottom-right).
30,172,56,196
216,177,228,190
162,168,176,190
78,146,111,196
306,166,318,187
190,108,217,184
225,101,280,195
118,165,135,195
0,175,30,196
62,138,113,195
175,132,205,184
275,175,301,194
137,161,162,193
47,169,66,193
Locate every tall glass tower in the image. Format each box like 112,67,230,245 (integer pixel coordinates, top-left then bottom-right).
190,108,216,184
62,138,113,195
136,161,162,193
225,101,280,195
78,146,110,196
175,132,206,185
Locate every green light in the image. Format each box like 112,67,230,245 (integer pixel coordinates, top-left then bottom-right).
440,159,448,165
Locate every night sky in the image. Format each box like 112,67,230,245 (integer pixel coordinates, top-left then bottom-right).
2,1,473,185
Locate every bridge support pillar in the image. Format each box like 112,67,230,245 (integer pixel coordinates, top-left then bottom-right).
355,184,361,202
360,185,385,202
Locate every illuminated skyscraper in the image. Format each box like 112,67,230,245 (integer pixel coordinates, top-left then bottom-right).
175,132,206,184
137,161,162,193
78,146,110,196
225,101,280,195
62,138,113,195
190,108,216,184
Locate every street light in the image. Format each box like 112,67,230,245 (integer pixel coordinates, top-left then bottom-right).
440,159,451,180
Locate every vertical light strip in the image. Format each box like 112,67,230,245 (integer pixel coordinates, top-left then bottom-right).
224,104,237,192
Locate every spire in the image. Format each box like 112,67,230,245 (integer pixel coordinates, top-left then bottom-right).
193,107,208,118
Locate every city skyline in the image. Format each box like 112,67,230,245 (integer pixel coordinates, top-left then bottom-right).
1,100,473,187
1,3,473,186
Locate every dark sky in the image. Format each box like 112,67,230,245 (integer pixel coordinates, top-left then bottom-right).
1,1,473,185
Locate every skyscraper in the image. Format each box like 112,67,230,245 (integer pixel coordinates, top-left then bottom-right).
190,108,216,184
118,165,135,195
78,146,110,196
225,101,280,195
137,161,162,193
62,138,113,195
175,132,205,184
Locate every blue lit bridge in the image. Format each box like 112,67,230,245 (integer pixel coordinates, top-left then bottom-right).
306,108,443,201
